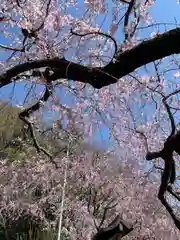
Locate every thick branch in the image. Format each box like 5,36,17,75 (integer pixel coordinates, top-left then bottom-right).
104,28,180,83
0,28,179,89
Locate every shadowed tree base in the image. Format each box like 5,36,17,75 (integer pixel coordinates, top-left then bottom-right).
93,215,133,240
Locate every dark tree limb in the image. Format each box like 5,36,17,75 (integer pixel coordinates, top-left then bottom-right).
162,97,176,136
145,96,180,230
19,80,58,168
87,185,133,239
0,44,25,52
0,28,179,89
154,61,176,137
124,0,136,40
93,214,133,240
167,185,180,201
130,93,180,230
158,192,180,229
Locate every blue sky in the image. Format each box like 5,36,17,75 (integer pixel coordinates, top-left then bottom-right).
0,1,179,147
151,0,180,23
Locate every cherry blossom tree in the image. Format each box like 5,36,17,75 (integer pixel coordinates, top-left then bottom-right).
0,132,179,239
0,0,180,236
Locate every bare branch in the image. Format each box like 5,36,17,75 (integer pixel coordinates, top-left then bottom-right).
99,198,118,229
153,62,176,136
70,28,118,62
162,97,176,136
19,81,58,168
124,0,136,40
0,44,25,52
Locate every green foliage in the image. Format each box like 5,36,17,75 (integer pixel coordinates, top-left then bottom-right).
0,103,25,149
0,211,42,240
0,221,57,240
3,145,26,164
15,228,57,240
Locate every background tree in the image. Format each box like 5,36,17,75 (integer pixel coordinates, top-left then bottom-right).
0,125,179,239
0,102,25,147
